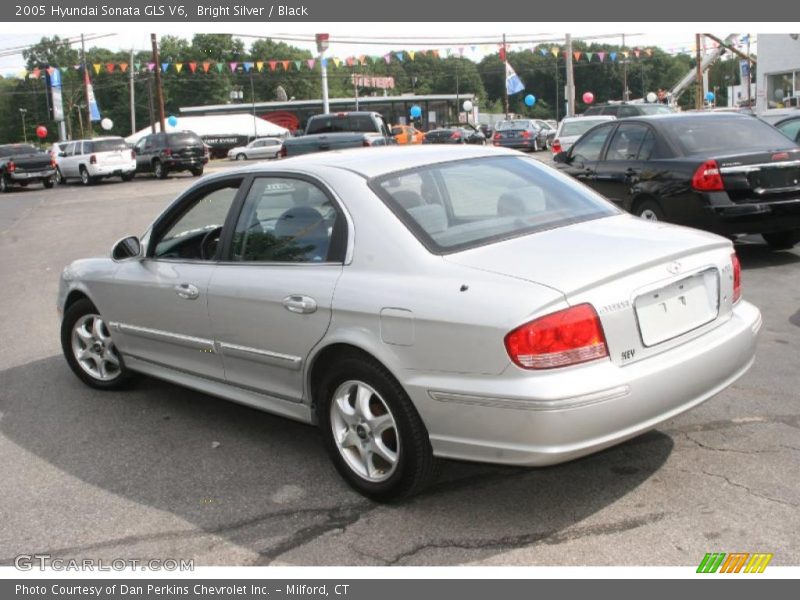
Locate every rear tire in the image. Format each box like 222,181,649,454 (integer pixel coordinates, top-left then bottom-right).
190,167,204,177
79,167,93,186
633,200,665,221
43,177,55,189
0,174,10,193
56,167,66,184
236,153,246,161
317,353,435,501
153,160,168,179
121,172,135,182
61,298,137,390
762,230,800,250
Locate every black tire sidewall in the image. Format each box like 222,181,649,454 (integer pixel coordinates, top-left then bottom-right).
763,230,800,249
1,175,10,193
61,298,134,390
635,200,665,221
317,355,432,501
80,168,91,186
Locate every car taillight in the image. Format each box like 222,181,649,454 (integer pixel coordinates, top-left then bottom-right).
130,150,136,159
691,159,724,191
504,304,609,369
450,131,461,140
279,146,287,158
494,133,502,140
163,148,172,157
731,252,741,304
89,154,97,165
50,157,57,168
521,131,531,139
362,139,371,147
552,140,562,154
7,160,15,173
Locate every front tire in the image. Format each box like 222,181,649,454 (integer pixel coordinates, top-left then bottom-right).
153,160,168,179
317,353,435,501
236,153,247,161
763,230,800,250
61,298,136,390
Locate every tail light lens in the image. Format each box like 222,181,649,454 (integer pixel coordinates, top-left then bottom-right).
362,139,371,147
130,150,136,159
505,304,609,369
89,154,97,165
7,160,15,173
521,131,531,139
691,159,724,191
731,252,741,304
450,131,461,140
279,146,287,158
494,133,502,140
163,148,172,157
552,140,562,154
50,157,57,168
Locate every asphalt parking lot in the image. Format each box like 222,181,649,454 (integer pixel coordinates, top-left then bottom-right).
0,156,798,567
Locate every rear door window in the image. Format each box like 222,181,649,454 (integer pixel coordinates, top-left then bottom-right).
605,123,650,160
570,123,615,163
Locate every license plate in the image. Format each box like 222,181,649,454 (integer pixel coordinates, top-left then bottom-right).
635,269,719,347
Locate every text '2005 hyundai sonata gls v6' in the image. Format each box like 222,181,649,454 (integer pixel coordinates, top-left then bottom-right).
58,145,762,500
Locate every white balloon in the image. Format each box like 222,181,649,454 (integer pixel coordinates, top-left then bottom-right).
462,100,473,112
100,118,113,131
646,92,657,103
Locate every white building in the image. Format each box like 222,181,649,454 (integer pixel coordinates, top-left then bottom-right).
756,33,800,114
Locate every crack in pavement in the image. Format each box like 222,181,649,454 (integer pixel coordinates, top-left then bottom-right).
698,469,799,509
364,513,669,566
666,414,800,436
0,502,369,565
680,431,782,455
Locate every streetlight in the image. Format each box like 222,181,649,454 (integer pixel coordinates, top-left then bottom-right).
19,108,28,143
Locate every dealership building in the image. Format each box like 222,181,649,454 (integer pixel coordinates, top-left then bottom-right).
179,94,478,133
755,34,800,113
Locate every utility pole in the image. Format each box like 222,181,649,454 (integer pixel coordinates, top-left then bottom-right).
695,33,704,109
565,33,575,117
746,35,752,108
554,60,559,121
622,33,628,101
316,34,330,114
503,33,509,119
81,34,92,138
353,69,359,110
129,48,136,135
147,75,156,134
151,33,166,132
249,71,257,139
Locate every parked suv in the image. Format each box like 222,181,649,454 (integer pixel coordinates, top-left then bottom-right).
583,102,675,118
55,137,136,185
0,143,56,193
133,131,207,178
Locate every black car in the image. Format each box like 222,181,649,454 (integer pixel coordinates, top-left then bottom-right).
583,102,675,118
553,113,800,249
492,119,551,152
133,131,208,179
0,144,56,193
423,125,485,145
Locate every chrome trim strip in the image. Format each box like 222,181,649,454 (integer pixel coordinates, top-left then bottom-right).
109,321,215,352
719,160,800,174
428,385,631,412
218,342,303,370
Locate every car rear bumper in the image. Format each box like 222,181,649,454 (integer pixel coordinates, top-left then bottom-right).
405,300,761,466
493,139,538,150
164,157,208,170
89,163,137,177
707,197,800,235
10,168,55,182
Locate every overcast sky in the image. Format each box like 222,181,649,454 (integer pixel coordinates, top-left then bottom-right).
0,23,765,72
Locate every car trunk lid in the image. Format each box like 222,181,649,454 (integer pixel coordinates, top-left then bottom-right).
717,148,800,201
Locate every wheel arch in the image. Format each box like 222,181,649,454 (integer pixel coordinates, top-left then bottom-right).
628,192,662,216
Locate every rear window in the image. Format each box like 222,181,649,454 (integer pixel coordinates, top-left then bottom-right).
167,133,203,146
666,118,798,155
0,144,38,157
497,120,531,131
88,139,128,153
306,115,378,134
637,104,674,115
560,120,608,137
372,156,618,254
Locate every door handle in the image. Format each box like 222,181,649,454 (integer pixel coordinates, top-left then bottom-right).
174,283,200,300
283,295,317,314
624,168,638,178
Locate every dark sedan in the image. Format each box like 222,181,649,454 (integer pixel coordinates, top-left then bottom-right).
553,113,800,249
492,119,551,152
423,126,486,145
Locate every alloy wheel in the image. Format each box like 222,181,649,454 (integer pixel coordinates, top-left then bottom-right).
71,314,121,381
329,379,400,482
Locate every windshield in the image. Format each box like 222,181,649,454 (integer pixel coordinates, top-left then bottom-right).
560,120,608,137
0,144,38,156
637,104,674,115
372,156,618,254
498,120,532,131
666,117,798,155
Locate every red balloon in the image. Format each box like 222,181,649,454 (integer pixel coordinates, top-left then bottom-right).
35,125,48,139
582,92,594,104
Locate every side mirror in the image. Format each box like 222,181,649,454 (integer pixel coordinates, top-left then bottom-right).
112,236,142,261
58,152,66,158
553,151,569,164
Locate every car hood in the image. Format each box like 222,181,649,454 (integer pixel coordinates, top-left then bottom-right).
443,214,730,297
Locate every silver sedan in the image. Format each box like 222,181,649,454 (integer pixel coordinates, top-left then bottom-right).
58,146,762,500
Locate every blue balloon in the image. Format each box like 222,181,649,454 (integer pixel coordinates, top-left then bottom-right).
705,91,715,102
410,105,422,118
524,94,536,107
167,115,178,127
